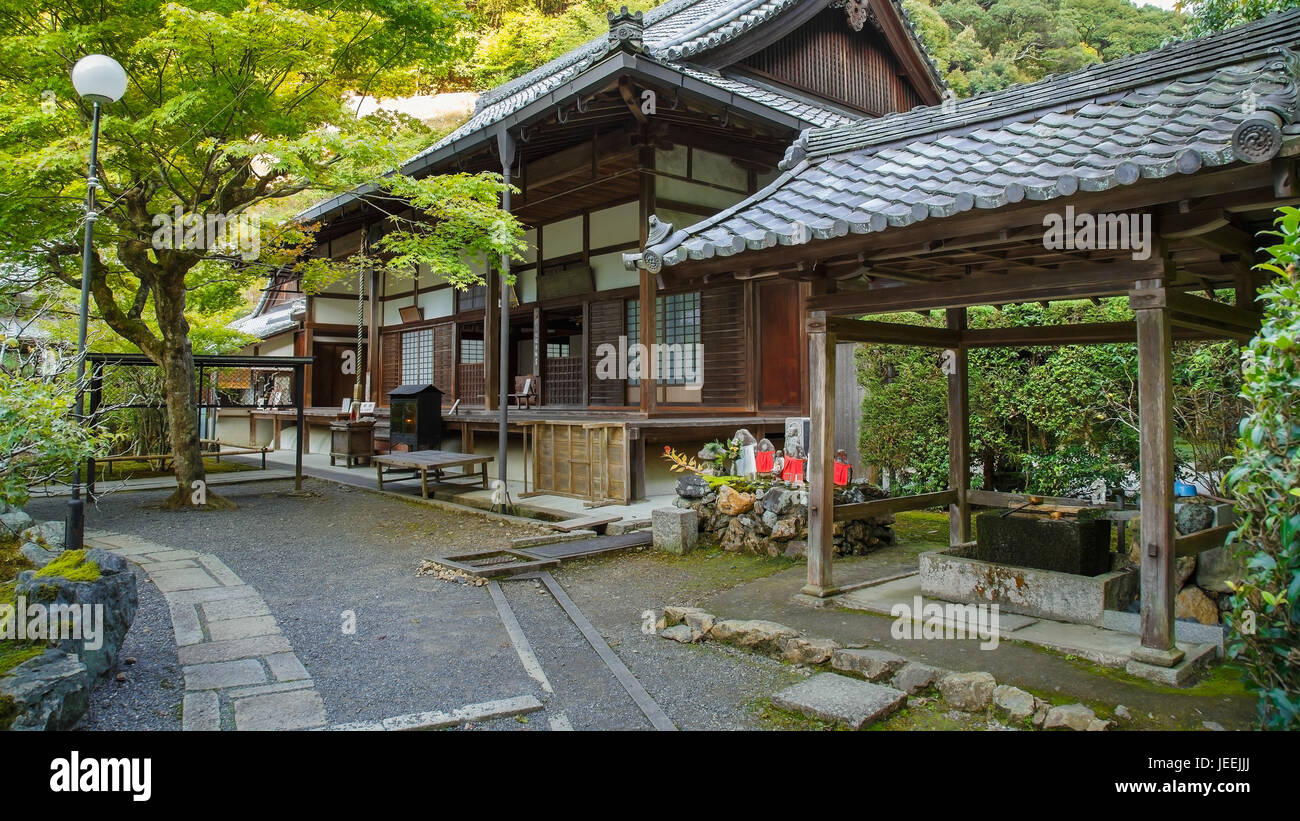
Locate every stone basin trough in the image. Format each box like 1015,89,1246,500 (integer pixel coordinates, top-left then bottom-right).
919,507,1139,627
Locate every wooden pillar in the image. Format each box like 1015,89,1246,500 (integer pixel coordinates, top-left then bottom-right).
637,141,656,413
946,308,971,545
367,265,381,403
803,311,838,597
533,306,544,388
485,274,500,410
1130,280,1184,667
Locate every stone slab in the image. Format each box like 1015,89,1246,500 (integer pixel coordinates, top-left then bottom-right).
234,689,327,731
166,584,260,606
182,691,221,731
378,695,544,731
1125,643,1217,687
177,634,292,666
150,568,221,593
206,615,280,642
168,602,205,647
770,673,906,730
1102,609,1225,653
198,555,243,587
202,596,271,622
266,652,311,682
184,658,267,691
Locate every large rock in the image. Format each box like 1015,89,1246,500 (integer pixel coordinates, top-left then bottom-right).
1175,555,1197,589
938,671,996,712
20,521,65,550
1175,586,1220,625
709,619,799,654
19,542,61,569
1197,546,1245,594
0,507,34,538
674,474,707,499
716,485,755,516
1176,503,1216,535
1043,703,1096,731
891,663,943,695
831,648,908,681
16,548,138,684
0,650,90,731
992,684,1040,722
779,635,840,665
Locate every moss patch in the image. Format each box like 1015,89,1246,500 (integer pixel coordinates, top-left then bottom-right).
0,534,33,584
892,510,951,548
751,697,848,731
34,549,100,582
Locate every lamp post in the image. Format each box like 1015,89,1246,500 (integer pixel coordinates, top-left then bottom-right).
65,54,128,550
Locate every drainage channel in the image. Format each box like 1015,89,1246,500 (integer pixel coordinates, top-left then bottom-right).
488,572,677,731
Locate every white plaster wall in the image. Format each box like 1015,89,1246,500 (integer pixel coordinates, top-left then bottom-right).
314,297,361,325
592,251,638,291
258,334,295,357
420,288,454,319
542,216,583,259
656,176,746,211
692,148,748,190
588,202,639,247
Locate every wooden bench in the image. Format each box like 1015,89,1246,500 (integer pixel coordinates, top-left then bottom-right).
373,450,494,498
87,441,270,499
507,374,539,410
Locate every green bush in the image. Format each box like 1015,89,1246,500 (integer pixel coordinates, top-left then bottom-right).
1222,206,1300,730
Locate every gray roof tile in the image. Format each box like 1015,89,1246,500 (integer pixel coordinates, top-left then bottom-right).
627,11,1300,273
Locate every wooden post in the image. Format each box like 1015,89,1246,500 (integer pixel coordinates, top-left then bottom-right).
485,274,500,410
1130,280,1184,667
637,141,656,413
946,308,971,545
803,311,838,597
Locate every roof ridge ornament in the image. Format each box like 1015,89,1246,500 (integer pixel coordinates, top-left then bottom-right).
647,214,674,246
1232,46,1300,163
608,7,646,54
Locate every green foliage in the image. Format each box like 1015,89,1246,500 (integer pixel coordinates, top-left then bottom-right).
1182,0,1300,36
462,0,657,89
1222,206,1300,730
857,300,1245,497
903,0,1183,95
0,371,108,510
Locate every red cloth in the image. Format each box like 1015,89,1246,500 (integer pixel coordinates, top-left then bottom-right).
755,451,775,473
781,457,806,483
833,462,850,486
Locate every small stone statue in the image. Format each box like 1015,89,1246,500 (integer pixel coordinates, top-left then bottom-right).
783,440,802,459
756,438,775,452
732,428,757,448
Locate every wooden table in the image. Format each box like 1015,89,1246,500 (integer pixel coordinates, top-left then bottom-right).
373,450,493,498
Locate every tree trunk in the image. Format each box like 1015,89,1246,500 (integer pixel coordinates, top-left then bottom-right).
152,282,233,510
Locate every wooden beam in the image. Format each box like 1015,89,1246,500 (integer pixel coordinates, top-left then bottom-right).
834,489,958,522
946,308,971,545
809,259,1162,316
638,142,657,413
819,317,959,347
966,489,1117,510
1175,524,1233,558
803,311,837,597
1131,279,1183,665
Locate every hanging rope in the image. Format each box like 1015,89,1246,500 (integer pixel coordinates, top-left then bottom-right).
354,261,365,403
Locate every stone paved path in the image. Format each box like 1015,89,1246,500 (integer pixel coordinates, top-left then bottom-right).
88,530,327,731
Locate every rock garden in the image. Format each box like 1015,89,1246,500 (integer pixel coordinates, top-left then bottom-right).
661,427,895,558
0,503,138,730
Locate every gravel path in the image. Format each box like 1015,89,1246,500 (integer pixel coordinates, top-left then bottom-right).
30,478,806,731
76,565,183,731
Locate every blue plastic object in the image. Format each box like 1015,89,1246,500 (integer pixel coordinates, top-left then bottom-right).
1173,480,1198,497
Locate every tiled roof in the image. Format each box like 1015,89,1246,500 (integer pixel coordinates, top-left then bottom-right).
295,0,939,223
230,298,304,340
625,11,1300,272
